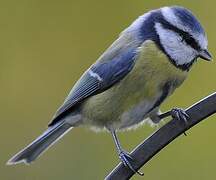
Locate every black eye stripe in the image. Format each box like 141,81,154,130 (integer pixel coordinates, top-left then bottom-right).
160,20,201,50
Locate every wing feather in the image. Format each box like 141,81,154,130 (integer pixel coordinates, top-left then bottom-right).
49,36,140,126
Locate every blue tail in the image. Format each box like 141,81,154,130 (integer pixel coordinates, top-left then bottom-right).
7,121,72,165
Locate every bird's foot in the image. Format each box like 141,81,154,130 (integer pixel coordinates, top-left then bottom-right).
119,151,144,176
171,108,189,136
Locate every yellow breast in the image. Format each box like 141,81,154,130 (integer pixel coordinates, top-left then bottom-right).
82,40,188,127
134,40,188,92
115,40,188,107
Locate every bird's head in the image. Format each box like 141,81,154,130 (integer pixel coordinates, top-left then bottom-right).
129,6,212,70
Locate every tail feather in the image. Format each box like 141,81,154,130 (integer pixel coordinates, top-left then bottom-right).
7,121,72,165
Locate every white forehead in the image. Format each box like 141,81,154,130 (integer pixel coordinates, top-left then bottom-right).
161,7,208,49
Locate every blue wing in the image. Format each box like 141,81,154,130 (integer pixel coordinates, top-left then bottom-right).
49,38,139,126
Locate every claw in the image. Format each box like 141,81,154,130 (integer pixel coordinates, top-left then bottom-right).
171,108,189,136
119,151,144,176
171,108,189,123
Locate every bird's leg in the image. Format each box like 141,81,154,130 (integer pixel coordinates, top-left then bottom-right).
158,108,189,136
110,129,144,176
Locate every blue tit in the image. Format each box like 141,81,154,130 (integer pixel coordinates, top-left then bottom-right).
8,6,212,175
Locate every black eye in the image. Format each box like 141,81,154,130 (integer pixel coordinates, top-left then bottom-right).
180,34,184,42
180,33,200,50
183,34,194,45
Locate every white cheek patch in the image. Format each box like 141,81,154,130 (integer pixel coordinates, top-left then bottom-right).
155,23,197,65
161,7,208,50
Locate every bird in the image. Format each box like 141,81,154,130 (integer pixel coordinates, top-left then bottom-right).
7,6,212,175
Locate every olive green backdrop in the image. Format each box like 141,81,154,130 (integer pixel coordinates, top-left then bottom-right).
1,0,216,179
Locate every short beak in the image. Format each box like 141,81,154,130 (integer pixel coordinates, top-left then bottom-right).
199,49,212,61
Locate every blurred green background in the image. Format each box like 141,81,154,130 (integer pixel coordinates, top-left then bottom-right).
1,0,216,179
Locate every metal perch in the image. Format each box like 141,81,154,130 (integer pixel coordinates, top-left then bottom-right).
105,92,216,180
